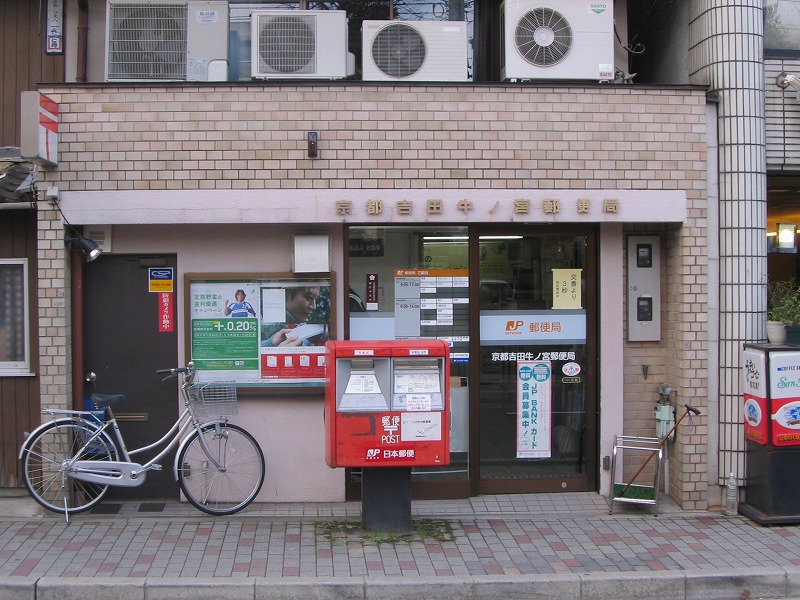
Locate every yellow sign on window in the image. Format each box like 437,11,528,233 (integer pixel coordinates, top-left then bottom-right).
552,269,582,309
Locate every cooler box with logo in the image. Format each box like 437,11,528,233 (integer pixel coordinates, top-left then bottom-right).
740,343,800,524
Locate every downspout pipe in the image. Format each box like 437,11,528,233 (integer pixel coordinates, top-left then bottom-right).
76,0,89,83
71,248,84,410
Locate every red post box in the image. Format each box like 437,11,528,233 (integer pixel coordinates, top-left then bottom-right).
325,339,451,468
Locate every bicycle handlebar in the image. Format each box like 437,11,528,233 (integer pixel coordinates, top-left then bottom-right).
156,367,188,375
155,362,196,377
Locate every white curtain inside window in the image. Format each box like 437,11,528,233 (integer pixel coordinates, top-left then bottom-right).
0,263,25,363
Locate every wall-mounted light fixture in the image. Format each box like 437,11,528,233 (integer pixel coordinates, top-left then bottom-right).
65,234,102,262
777,222,798,253
307,131,318,158
46,186,103,262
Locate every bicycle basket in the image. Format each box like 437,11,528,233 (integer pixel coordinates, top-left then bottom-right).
188,381,238,418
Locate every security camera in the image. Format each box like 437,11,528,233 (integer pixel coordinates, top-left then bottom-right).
777,72,800,100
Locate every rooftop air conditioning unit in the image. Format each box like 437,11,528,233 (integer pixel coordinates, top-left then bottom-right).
250,10,353,80
362,20,469,82
501,0,614,81
106,1,229,82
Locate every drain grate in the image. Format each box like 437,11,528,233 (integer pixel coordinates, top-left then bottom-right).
138,502,166,513
92,503,122,515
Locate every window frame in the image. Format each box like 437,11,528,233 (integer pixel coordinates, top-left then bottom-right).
184,271,335,392
765,0,800,57
0,258,32,376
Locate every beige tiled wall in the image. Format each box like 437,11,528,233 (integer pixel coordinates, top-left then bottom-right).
36,204,72,411
37,82,709,507
43,84,706,192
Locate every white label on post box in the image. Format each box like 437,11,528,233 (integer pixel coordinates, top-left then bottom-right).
393,393,443,411
394,372,440,393
354,349,374,356
338,370,390,411
345,371,381,394
409,349,429,355
338,394,389,411
401,412,442,441
406,394,432,411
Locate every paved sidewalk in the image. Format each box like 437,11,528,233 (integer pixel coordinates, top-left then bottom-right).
0,491,799,599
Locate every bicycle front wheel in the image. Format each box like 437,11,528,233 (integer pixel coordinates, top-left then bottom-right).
21,419,118,514
177,422,265,516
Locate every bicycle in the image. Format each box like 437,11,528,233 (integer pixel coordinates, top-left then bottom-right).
18,362,265,520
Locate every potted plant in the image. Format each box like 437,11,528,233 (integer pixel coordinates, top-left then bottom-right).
767,279,800,344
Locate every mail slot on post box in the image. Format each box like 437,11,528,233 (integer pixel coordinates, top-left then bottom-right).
325,339,450,468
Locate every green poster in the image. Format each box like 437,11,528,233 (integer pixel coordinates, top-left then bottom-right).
191,318,259,368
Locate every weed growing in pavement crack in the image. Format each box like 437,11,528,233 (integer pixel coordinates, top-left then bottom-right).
316,518,452,544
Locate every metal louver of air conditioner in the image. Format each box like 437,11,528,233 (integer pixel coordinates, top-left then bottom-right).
362,20,468,82
515,7,573,67
257,13,317,75
107,3,187,80
250,10,351,80
371,23,426,79
501,0,614,81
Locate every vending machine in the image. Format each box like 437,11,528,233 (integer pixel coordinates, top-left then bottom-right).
325,339,450,469
740,343,800,524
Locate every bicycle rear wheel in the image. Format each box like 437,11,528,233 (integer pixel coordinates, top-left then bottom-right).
177,422,265,516
21,419,118,514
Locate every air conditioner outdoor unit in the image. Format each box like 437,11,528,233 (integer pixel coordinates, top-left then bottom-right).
250,10,353,80
501,0,614,81
106,1,229,82
362,20,469,82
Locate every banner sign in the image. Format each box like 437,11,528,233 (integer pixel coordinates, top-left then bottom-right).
159,292,174,332
516,360,552,458
480,311,586,345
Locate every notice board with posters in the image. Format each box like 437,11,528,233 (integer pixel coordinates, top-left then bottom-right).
185,273,335,390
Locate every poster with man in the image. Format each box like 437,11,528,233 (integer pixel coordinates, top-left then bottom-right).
259,280,331,383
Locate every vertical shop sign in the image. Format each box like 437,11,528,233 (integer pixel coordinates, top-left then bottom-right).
149,268,174,333
552,269,582,309
516,360,552,458
159,292,174,332
366,273,379,310
46,0,64,53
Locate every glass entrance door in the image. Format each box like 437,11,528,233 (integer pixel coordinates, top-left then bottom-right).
346,225,598,497
476,228,597,493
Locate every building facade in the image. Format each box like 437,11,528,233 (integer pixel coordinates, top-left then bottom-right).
3,0,799,509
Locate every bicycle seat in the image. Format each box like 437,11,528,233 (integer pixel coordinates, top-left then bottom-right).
90,393,125,408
